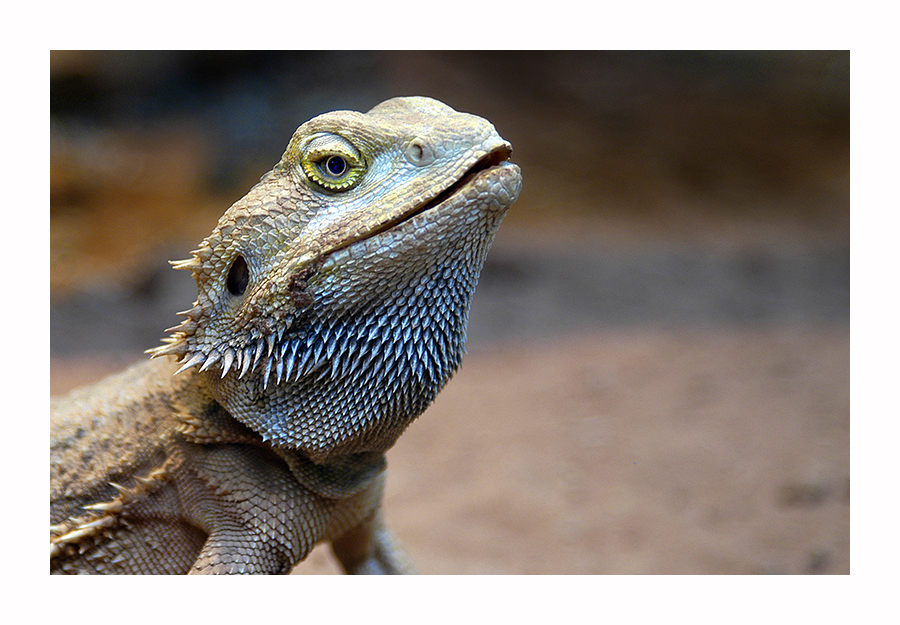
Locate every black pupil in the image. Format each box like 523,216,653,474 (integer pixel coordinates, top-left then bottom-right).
325,156,347,177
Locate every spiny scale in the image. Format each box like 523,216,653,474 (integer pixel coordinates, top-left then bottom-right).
51,463,171,557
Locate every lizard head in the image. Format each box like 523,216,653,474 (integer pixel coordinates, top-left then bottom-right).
149,96,522,461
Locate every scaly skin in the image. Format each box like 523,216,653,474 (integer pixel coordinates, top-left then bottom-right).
50,96,522,574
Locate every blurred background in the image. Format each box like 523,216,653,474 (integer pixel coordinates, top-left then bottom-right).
50,51,849,574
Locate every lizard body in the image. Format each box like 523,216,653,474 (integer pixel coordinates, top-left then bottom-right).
50,96,521,574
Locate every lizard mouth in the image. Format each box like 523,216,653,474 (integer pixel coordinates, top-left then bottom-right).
364,144,515,240
411,145,514,216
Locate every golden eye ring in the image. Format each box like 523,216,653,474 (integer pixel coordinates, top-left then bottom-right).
300,134,366,192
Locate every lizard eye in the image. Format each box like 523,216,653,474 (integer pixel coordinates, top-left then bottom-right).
300,134,366,192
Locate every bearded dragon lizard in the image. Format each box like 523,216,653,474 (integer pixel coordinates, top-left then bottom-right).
50,96,522,574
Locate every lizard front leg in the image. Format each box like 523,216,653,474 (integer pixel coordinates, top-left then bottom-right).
177,443,334,574
330,510,416,574
325,470,416,574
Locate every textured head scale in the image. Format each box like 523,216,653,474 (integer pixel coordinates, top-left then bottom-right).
150,97,522,461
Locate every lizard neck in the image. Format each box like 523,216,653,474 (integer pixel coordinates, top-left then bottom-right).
204,259,474,463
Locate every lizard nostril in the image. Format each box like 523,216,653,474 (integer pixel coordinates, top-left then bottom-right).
404,138,435,167
226,255,249,296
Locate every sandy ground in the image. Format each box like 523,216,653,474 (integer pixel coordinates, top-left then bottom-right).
379,329,849,575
